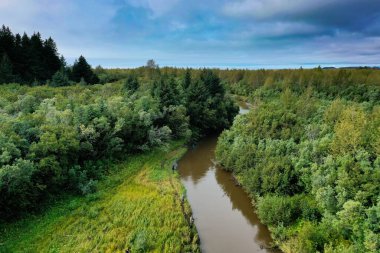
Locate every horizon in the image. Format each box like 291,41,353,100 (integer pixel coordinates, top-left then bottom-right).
90,62,380,70
1,0,380,68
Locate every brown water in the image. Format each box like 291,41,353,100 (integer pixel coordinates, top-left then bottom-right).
179,135,279,253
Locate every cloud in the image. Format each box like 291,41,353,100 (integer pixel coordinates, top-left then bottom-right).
223,0,380,34
1,0,379,67
234,21,323,39
223,0,331,19
127,0,180,18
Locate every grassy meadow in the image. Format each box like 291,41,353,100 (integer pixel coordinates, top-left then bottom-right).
0,141,199,253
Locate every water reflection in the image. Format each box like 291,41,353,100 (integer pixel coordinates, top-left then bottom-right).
214,164,275,246
179,136,216,185
238,101,250,115
179,135,279,253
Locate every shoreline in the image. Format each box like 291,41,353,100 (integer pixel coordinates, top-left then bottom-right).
0,141,200,252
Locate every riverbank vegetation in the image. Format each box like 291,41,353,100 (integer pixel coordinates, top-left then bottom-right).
0,66,238,252
1,142,200,252
216,68,380,252
0,66,238,219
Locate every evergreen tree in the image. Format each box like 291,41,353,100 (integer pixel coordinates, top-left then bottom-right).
124,73,139,92
50,68,70,87
185,69,238,138
182,68,191,90
0,26,64,84
153,75,180,108
186,79,209,138
12,33,24,82
29,33,45,82
59,55,67,68
42,37,61,79
146,59,158,69
71,56,99,84
0,25,14,58
200,68,224,96
20,33,31,82
0,53,14,84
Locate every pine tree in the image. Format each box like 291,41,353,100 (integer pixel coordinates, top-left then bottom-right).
0,25,14,58
20,33,31,82
43,37,61,79
0,26,65,84
124,73,139,92
50,68,69,87
29,33,45,82
12,33,24,81
200,69,224,96
146,59,158,69
71,56,99,84
182,68,191,90
0,53,14,84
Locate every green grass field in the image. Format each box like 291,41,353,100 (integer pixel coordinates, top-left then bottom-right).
0,142,199,253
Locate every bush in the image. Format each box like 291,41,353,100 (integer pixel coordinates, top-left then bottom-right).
257,194,321,227
257,195,298,226
79,179,97,195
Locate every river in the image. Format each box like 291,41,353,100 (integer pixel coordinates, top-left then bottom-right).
178,102,278,253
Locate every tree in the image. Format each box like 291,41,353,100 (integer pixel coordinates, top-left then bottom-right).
50,68,70,87
20,33,32,82
0,159,37,218
71,55,99,84
153,75,180,108
28,32,45,82
0,53,14,84
124,73,139,92
0,25,14,58
146,59,158,69
42,37,61,79
182,68,191,90
0,27,66,84
200,68,224,96
185,79,210,138
332,106,366,154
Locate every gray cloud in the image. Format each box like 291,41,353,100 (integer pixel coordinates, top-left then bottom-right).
1,0,379,67
223,0,380,34
223,0,334,19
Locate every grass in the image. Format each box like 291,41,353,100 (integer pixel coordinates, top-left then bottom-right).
0,141,199,253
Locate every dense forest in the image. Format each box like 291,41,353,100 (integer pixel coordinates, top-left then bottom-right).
216,68,380,252
0,67,237,219
0,25,98,85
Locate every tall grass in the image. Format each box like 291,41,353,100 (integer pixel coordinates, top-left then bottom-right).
0,142,199,253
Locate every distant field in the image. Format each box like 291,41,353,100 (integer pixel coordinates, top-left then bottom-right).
0,142,199,253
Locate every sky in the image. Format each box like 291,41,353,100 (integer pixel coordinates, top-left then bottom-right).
1,0,380,68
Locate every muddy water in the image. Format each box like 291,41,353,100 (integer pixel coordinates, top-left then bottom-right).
179,135,279,253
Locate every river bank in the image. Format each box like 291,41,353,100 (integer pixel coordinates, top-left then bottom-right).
0,141,199,253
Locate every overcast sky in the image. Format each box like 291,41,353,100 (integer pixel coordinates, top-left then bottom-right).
1,0,380,68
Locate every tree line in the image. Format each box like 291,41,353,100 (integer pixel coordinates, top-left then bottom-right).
93,66,380,108
0,25,98,85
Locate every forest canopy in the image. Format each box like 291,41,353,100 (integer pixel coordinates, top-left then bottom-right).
216,68,380,253
0,65,238,218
